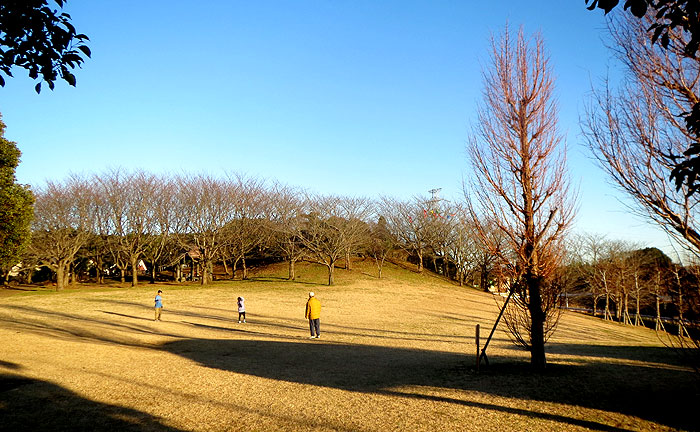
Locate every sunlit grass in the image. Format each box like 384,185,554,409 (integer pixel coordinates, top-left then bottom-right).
0,259,696,431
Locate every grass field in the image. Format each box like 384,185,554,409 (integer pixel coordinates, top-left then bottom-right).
0,260,697,431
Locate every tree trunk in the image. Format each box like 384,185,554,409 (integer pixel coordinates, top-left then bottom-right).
222,258,230,278
200,259,209,285
655,294,665,331
97,257,104,284
528,275,547,370
623,292,631,325
345,250,351,270
288,258,296,281
593,295,598,318
232,257,239,281
677,286,688,337
131,257,138,287
327,261,334,285
480,263,490,292
63,263,70,288
150,261,157,284
417,251,424,273
242,256,248,280
56,262,66,291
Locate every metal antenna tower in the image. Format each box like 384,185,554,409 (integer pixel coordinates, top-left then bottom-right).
428,188,442,210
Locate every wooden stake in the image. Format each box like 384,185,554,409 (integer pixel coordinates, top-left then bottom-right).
476,324,481,372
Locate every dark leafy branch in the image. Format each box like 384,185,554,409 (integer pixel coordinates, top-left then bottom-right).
0,0,90,93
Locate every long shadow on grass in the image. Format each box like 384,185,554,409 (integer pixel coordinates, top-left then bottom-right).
162,338,698,431
0,374,183,432
0,305,182,347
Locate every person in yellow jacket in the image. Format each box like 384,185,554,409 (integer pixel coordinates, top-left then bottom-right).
305,292,321,339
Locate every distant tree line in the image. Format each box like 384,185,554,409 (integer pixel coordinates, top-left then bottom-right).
565,235,700,336
13,169,500,291
13,168,700,334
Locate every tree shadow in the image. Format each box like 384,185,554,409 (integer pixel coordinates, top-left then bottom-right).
546,342,692,368
100,310,157,322
0,360,21,370
1,285,38,292
0,374,184,432
161,338,698,431
0,305,181,346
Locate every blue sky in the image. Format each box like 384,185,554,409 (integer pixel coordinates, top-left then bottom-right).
0,1,680,257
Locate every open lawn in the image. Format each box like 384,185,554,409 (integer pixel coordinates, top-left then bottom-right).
0,260,697,431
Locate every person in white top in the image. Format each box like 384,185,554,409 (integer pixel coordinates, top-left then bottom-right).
237,296,246,323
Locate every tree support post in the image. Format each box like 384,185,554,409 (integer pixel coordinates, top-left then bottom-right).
475,324,480,372
478,288,515,367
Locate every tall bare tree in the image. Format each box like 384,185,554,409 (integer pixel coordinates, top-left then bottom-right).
467,26,575,370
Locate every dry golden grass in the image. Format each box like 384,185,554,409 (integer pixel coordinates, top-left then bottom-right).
0,260,697,432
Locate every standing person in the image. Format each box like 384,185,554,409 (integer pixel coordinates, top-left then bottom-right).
305,292,321,339
154,290,163,321
237,296,246,323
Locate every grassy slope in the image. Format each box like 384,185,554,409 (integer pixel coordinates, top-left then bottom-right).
0,259,697,432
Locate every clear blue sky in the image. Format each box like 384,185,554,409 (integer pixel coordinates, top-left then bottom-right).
0,0,680,257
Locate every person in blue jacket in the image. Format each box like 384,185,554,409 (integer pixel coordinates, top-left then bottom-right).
154,290,163,321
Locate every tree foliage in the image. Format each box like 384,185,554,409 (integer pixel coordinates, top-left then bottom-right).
0,115,34,279
0,0,90,92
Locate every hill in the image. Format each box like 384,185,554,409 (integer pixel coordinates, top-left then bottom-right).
0,259,697,431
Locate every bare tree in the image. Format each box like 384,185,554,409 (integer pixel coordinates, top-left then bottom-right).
581,13,700,363
380,196,432,273
582,13,700,256
30,176,92,290
269,183,306,281
222,176,268,280
176,174,235,285
366,215,396,279
297,195,370,285
467,26,576,370
95,169,131,284
142,177,177,283
628,251,652,326
423,200,459,277
339,197,373,271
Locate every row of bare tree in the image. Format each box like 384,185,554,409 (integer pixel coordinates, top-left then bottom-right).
21,170,507,290
566,235,700,336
